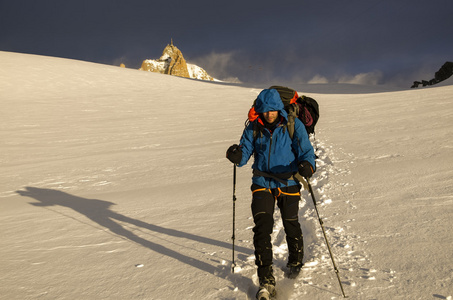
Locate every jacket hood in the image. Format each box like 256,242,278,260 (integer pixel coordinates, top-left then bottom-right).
254,89,288,120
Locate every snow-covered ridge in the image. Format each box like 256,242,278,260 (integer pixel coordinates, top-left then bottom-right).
1,51,452,300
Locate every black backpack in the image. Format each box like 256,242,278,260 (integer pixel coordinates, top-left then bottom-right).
247,86,319,139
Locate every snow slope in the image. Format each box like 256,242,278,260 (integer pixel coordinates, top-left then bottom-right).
1,51,452,300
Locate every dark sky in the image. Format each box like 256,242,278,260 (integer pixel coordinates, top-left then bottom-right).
1,0,452,87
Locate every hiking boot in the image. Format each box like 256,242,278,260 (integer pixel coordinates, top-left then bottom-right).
286,237,304,279
256,265,276,298
287,262,303,279
256,282,276,299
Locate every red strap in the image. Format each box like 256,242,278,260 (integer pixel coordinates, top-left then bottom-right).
290,91,299,104
248,107,259,122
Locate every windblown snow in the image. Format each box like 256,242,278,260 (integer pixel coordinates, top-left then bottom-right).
0,51,452,299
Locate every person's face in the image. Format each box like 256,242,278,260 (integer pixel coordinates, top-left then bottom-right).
263,111,278,123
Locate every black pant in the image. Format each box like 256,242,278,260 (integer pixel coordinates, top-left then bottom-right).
251,184,304,270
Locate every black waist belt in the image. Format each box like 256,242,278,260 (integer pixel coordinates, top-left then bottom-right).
252,169,295,185
252,169,308,190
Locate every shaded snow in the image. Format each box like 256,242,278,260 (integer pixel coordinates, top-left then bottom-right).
1,51,452,299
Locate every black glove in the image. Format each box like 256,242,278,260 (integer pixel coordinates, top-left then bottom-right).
226,144,242,164
298,161,315,178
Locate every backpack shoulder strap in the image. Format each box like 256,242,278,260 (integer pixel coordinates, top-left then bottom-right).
286,103,299,140
252,120,262,141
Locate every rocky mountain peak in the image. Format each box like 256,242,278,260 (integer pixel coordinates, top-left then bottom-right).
139,41,214,81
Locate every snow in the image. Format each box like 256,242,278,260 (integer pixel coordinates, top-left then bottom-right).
187,63,217,81
1,51,452,299
140,57,215,81
141,58,168,71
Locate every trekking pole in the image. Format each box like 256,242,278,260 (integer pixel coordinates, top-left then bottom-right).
307,180,347,298
231,164,237,273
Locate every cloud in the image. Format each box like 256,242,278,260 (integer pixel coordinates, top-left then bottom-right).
188,50,296,84
308,75,329,84
305,71,384,86
337,70,384,85
188,51,243,82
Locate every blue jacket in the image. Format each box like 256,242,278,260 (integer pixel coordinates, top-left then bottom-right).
238,89,316,188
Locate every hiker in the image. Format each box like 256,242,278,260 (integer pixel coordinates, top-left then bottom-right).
226,88,316,296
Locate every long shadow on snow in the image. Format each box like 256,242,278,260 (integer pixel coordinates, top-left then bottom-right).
16,187,253,283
